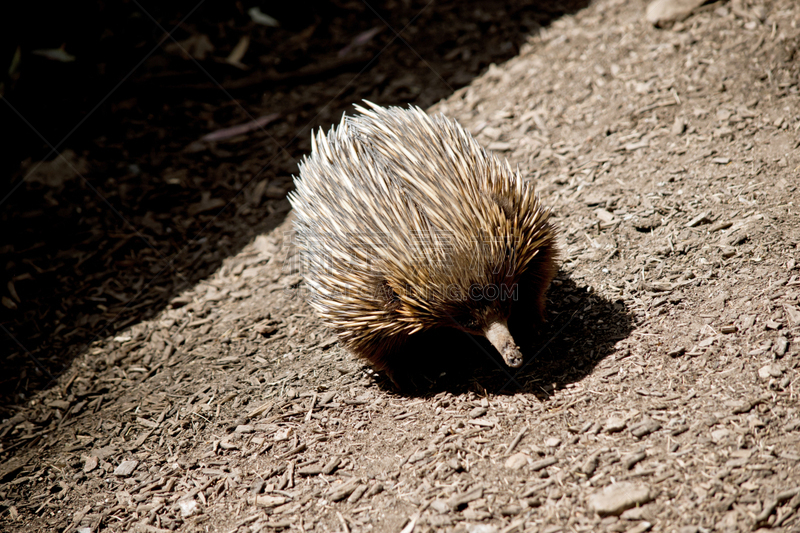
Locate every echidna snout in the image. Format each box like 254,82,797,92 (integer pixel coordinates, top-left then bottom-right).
484,320,524,368
289,102,558,378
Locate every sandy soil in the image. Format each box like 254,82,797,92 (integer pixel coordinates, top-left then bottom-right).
2,1,800,532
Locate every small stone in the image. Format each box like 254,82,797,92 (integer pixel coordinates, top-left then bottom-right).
234,424,254,434
774,337,789,356
730,449,752,459
739,315,756,330
758,364,783,379
765,320,782,330
178,498,199,517
505,453,530,470
646,0,705,24
83,455,98,473
671,117,686,135
113,460,139,477
786,306,800,325
545,437,562,448
756,364,771,378
588,482,652,516
605,416,628,433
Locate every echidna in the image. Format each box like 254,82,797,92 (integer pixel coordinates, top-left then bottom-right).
289,102,557,376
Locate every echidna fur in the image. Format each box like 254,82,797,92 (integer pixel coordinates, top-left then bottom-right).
289,102,557,374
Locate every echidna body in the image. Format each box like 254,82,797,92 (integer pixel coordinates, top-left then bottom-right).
289,103,557,373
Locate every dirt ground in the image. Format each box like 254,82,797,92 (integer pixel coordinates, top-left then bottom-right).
2,0,800,532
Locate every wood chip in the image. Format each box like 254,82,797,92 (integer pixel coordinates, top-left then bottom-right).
255,495,288,508
321,456,342,475
686,212,710,228
624,450,647,470
588,482,652,516
364,482,384,498
530,457,557,472
113,460,139,477
327,478,361,502
504,427,528,455
247,401,274,418
447,487,483,509
709,220,733,232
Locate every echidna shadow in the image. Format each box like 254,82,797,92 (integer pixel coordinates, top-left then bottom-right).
370,274,634,395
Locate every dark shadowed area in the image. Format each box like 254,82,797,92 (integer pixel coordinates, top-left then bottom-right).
370,275,634,395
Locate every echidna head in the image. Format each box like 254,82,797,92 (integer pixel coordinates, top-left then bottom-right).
384,238,555,369
451,293,524,368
